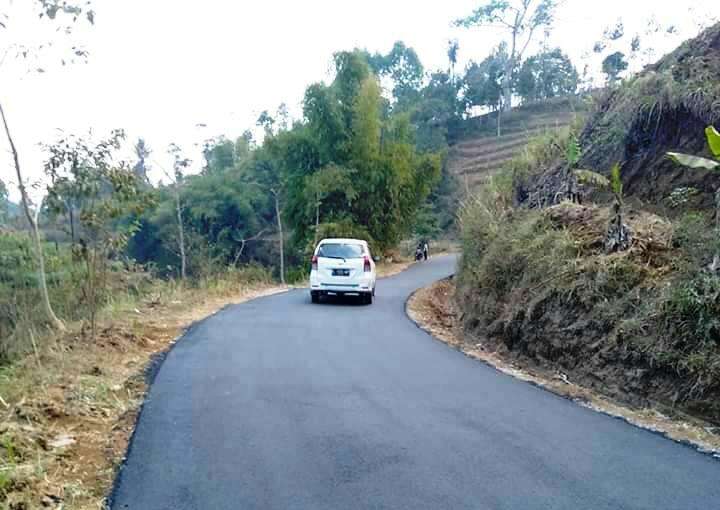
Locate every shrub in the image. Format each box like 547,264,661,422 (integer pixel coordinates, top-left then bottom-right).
665,273,720,350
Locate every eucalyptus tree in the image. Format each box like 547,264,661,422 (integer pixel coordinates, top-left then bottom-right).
0,0,94,331
455,0,557,113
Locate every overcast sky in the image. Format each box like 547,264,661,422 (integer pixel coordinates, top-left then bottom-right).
0,0,716,201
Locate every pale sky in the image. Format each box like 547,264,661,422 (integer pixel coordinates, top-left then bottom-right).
0,0,716,201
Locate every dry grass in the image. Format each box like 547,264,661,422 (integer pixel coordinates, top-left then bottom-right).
0,281,286,509
375,259,413,278
407,279,720,458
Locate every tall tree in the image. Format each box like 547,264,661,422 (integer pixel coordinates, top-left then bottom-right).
304,165,357,244
44,130,152,337
167,144,190,280
455,0,557,113
516,47,578,102
276,103,290,132
447,39,460,84
257,110,275,139
464,44,507,135
0,0,94,331
369,41,424,111
133,138,152,183
601,51,628,84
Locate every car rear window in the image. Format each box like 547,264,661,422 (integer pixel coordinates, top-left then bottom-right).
318,243,365,259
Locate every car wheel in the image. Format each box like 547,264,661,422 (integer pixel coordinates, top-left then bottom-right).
311,291,320,304
364,292,373,305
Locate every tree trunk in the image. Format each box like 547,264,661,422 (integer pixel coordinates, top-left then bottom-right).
314,190,320,246
496,109,502,137
69,207,75,244
502,24,518,114
174,184,186,280
273,191,286,285
0,101,65,332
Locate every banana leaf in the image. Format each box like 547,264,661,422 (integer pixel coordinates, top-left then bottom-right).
705,126,720,159
667,152,720,170
574,169,610,189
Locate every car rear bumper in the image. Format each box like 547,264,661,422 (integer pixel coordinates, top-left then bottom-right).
309,273,374,294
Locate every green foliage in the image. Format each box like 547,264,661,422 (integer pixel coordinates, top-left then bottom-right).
574,169,610,189
463,44,507,112
509,126,572,182
280,53,442,251
455,0,556,30
0,232,87,358
43,130,155,335
707,126,720,158
309,220,375,256
257,110,275,139
566,136,581,167
667,126,720,269
667,152,720,170
667,187,700,209
368,41,424,109
666,273,720,350
610,163,623,195
517,48,578,103
0,179,9,225
455,0,558,112
458,171,513,267
672,212,715,264
601,51,628,83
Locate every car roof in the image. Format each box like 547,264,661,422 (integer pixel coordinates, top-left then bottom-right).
318,238,368,245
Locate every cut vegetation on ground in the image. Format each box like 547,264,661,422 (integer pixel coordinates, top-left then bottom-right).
0,275,285,509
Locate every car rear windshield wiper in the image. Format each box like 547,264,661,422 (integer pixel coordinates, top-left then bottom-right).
320,255,346,260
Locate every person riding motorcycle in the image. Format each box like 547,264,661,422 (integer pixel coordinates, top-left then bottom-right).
415,240,429,261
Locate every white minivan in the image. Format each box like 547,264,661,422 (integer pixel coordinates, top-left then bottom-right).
309,238,377,304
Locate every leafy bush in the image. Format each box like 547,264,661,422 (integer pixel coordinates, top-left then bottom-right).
666,273,720,350
307,220,376,256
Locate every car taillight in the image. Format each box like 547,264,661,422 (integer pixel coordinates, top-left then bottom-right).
364,255,371,272
311,255,318,271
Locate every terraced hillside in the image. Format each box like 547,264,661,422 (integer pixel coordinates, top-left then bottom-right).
449,98,585,194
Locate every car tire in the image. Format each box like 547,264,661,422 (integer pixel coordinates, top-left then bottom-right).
311,291,320,304
364,292,373,305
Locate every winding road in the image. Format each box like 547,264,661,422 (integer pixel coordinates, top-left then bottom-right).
111,255,720,510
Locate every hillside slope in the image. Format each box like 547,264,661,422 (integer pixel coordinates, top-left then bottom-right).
520,23,720,211
448,97,584,194
455,24,720,425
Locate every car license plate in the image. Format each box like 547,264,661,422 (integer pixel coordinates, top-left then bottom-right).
332,269,350,277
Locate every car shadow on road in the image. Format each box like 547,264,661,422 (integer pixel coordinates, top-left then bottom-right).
312,294,370,307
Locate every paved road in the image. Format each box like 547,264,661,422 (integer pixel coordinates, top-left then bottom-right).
112,255,719,510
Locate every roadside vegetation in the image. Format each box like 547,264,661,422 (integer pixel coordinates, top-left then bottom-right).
1,0,718,506
456,22,720,425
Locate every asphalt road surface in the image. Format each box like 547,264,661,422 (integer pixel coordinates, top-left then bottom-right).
112,255,720,510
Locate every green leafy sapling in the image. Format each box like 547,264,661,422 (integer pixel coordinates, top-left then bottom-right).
575,163,632,252
564,136,582,203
